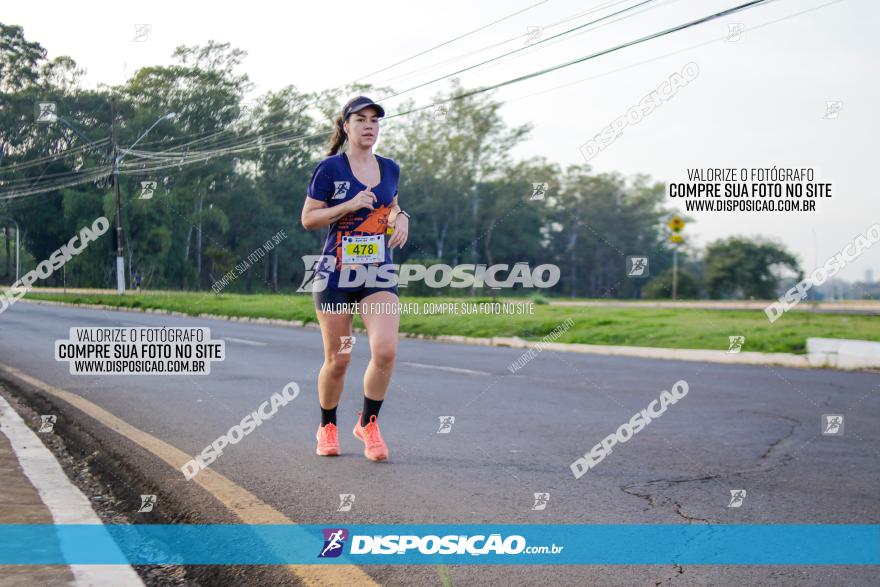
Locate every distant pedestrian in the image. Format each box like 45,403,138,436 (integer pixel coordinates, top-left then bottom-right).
134,270,142,292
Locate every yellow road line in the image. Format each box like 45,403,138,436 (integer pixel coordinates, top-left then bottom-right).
0,363,378,586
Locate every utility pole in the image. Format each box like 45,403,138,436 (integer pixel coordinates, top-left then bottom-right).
667,215,685,301
50,104,171,295
112,97,125,294
672,246,678,301
1,218,21,283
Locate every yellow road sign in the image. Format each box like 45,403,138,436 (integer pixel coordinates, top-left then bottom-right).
670,234,684,244
668,216,685,233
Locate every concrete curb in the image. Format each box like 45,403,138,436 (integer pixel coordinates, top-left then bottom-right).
806,337,880,369
0,391,144,585
477,336,812,368
17,298,842,370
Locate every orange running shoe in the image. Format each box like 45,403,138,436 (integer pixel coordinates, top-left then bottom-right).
353,412,388,461
316,423,340,456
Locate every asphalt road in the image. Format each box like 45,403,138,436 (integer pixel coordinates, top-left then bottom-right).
1,301,878,586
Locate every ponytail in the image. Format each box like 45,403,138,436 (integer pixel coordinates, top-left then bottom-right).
326,114,347,156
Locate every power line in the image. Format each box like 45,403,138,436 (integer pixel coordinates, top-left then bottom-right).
103,0,776,175
0,137,109,174
0,0,788,201
0,0,704,195
133,125,237,150
374,0,676,108
224,3,610,138
300,2,566,128
121,126,318,165
127,123,306,159
383,0,777,120
353,0,552,83
0,121,325,194
0,163,108,188
504,0,840,106
504,0,843,104
119,128,332,175
371,0,638,87
0,166,111,200
0,98,112,201
378,0,660,102
119,104,322,162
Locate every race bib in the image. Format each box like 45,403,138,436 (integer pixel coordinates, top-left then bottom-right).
341,234,385,264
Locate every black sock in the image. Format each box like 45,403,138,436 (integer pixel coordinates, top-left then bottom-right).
361,396,384,427
321,405,337,427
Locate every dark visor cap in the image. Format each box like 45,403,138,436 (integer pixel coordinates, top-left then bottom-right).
343,96,386,120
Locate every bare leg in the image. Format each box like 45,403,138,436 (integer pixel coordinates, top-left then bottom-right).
359,292,400,401
316,309,354,410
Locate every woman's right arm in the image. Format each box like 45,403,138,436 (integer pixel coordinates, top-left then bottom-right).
301,197,349,231
300,190,377,231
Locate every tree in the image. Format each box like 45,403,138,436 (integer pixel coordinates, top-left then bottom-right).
545,168,673,298
249,85,322,292
383,81,531,267
703,236,799,299
0,24,109,286
642,267,701,299
0,23,45,92
120,41,251,289
3,22,813,302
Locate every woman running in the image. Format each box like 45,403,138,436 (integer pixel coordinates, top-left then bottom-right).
300,96,409,462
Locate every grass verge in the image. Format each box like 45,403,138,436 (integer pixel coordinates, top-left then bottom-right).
25,291,880,354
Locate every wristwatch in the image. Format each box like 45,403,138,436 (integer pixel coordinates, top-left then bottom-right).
386,206,409,236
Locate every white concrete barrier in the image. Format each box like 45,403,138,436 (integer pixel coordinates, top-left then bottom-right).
807,337,880,369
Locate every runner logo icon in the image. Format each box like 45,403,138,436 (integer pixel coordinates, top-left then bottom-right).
337,493,355,512
626,256,649,277
437,416,455,433
297,255,336,292
338,336,355,354
319,528,349,558
332,181,350,199
532,492,550,510
138,181,157,200
822,414,844,435
38,415,57,433
530,182,548,200
728,336,745,353
138,495,157,513
728,489,746,508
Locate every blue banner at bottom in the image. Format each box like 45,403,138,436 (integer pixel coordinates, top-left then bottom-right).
0,524,877,565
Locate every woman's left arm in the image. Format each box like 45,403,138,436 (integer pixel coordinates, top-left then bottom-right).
387,194,409,249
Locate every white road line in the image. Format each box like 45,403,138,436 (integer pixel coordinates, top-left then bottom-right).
401,361,491,376
0,364,378,585
223,337,268,346
0,394,143,586
121,325,268,350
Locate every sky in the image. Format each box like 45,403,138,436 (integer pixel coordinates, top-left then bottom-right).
3,0,878,282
